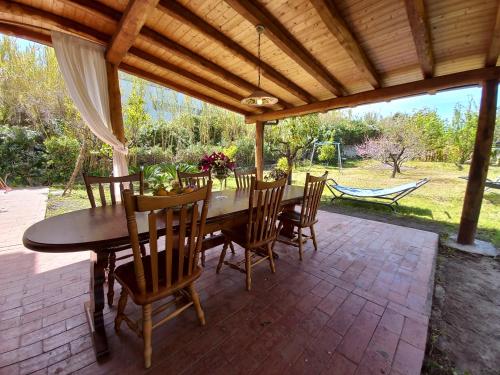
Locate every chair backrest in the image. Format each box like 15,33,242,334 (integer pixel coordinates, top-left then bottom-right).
247,177,287,247
123,182,212,296
234,167,257,189
177,169,211,188
300,172,328,226
83,172,144,208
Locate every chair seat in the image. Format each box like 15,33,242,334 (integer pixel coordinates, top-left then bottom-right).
115,250,202,305
222,226,248,247
278,211,317,228
277,210,301,223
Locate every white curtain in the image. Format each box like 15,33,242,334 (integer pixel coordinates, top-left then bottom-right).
51,31,128,178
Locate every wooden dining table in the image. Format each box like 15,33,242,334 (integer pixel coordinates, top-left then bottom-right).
22,186,304,360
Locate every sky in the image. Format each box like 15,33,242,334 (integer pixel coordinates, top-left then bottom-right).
9,36,487,123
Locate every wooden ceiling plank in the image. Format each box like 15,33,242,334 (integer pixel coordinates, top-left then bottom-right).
245,67,500,123
309,0,380,89
485,2,500,67
0,0,108,43
404,0,434,78
63,0,292,109
106,0,160,64
158,0,317,103
0,11,253,115
225,0,346,96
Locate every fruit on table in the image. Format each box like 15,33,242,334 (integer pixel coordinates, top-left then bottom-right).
156,188,168,196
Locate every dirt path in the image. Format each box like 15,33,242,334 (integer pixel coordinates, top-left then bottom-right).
423,248,500,375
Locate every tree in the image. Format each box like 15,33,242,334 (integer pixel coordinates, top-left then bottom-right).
356,114,424,177
265,114,320,182
445,100,478,164
123,76,151,147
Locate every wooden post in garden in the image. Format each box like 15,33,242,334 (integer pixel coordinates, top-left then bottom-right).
106,62,126,144
457,79,498,244
255,121,264,180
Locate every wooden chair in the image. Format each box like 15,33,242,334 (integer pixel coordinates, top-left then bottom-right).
277,172,328,260
234,167,257,189
177,169,211,188
82,172,146,306
217,177,287,291
115,183,212,369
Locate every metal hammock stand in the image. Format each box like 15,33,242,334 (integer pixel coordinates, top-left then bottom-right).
326,178,429,211
308,141,342,172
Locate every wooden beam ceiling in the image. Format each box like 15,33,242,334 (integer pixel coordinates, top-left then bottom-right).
106,0,160,65
485,2,500,67
0,22,51,46
404,0,434,78
158,0,317,104
245,67,500,123
225,0,346,96
0,0,108,43
121,64,252,115
64,0,292,109
309,0,380,89
0,3,258,115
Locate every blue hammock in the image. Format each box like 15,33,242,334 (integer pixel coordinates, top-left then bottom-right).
326,178,429,211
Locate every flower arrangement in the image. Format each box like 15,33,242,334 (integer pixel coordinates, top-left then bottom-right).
199,152,235,178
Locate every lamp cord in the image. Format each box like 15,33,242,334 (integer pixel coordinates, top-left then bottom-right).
257,29,261,89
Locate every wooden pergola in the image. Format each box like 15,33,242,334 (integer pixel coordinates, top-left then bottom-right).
0,0,498,245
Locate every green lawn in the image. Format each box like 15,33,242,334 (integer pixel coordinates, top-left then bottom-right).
46,160,500,247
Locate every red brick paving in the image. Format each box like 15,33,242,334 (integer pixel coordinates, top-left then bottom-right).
0,199,438,374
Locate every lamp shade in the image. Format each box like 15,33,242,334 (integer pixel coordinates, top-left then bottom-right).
241,89,278,106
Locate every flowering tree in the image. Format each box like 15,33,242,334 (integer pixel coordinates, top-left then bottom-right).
356,114,424,178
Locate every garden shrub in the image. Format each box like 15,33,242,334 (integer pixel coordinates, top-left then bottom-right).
175,143,220,165
44,135,80,183
0,125,46,185
129,145,174,167
276,157,289,172
318,143,338,164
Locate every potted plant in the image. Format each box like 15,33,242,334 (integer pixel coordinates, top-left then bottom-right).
199,152,235,187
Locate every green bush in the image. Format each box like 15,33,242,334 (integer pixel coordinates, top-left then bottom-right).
175,143,220,165
0,125,46,185
276,157,289,172
234,138,255,167
129,145,174,167
44,135,80,183
318,144,337,164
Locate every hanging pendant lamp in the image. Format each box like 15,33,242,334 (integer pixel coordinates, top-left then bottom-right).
241,25,278,107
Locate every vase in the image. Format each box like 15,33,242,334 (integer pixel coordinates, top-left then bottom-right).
213,167,228,190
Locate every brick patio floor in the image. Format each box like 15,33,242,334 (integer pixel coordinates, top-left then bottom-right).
0,192,438,375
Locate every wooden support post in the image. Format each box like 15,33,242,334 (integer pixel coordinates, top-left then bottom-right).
457,79,498,244
255,121,264,180
106,62,126,144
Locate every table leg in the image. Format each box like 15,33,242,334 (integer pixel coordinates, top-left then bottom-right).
85,250,109,360
280,203,296,238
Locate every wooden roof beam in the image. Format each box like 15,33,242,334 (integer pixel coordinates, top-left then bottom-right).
404,0,434,78
0,10,255,115
225,0,346,96
106,0,160,64
128,47,263,113
0,22,51,46
64,0,292,109
120,64,251,115
485,2,500,67
245,67,500,123
0,0,108,43
158,0,317,104
309,0,380,89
